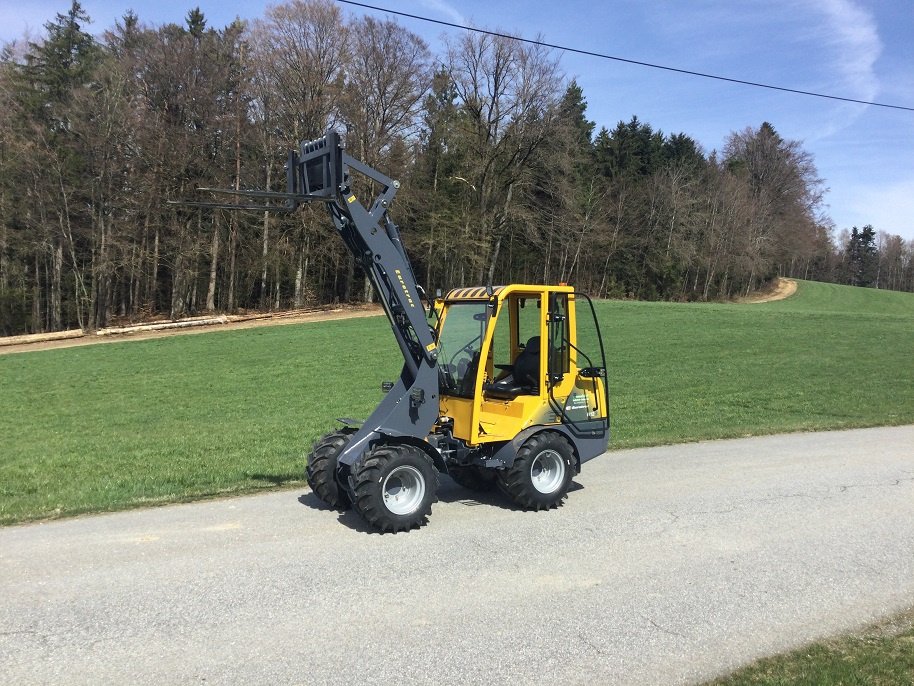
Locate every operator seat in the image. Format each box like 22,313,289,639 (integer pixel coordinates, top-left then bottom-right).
513,336,541,391
484,336,541,399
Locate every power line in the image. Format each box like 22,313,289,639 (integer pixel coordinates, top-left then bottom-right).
335,0,914,113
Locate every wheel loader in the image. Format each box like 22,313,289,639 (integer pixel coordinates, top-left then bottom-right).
180,131,610,532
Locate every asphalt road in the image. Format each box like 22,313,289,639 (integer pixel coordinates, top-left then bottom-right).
2,426,913,685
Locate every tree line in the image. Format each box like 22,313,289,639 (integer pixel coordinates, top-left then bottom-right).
2,1,912,335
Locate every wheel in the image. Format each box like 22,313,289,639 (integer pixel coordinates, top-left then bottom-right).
306,431,353,509
497,432,575,510
351,444,438,532
448,464,497,492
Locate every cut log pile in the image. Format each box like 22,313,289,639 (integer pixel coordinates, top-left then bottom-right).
0,306,355,348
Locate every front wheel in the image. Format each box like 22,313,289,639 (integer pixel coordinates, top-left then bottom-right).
351,444,438,532
497,432,575,510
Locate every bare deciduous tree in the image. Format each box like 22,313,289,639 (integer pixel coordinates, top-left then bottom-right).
445,31,562,283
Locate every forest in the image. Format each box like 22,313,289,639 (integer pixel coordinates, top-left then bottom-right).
1,0,912,336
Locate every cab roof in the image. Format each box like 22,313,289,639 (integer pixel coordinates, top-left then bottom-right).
443,284,573,302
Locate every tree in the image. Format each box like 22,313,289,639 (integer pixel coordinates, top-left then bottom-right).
250,0,348,305
723,123,827,280
8,1,102,331
403,67,481,291
527,81,605,286
877,231,906,291
340,14,431,300
846,225,878,287
250,0,347,142
23,1,100,111
341,15,430,162
444,30,563,283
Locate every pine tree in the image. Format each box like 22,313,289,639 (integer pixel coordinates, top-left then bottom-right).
847,225,879,287
24,1,100,112
186,8,208,38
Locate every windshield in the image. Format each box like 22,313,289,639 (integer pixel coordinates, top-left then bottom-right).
437,302,489,397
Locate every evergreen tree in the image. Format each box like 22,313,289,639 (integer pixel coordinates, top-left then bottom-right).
595,116,665,180
5,1,104,331
24,1,100,111
847,225,879,287
662,132,705,169
186,8,208,38
558,81,595,149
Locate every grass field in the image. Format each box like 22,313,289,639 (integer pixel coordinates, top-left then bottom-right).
707,608,914,685
605,280,914,446
1,279,913,524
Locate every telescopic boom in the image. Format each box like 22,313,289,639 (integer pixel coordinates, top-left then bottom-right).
176,131,441,476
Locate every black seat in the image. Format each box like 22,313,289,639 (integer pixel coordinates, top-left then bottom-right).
513,336,540,390
484,336,540,399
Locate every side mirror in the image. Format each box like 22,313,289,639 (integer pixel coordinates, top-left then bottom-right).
428,292,443,321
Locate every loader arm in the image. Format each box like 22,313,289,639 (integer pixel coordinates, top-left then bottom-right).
178,131,440,470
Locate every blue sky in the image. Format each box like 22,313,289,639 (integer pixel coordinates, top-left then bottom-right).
3,0,912,241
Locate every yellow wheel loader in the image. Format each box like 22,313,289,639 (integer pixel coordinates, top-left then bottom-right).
180,131,609,532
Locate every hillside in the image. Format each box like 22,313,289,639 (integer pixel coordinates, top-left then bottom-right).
1,280,912,524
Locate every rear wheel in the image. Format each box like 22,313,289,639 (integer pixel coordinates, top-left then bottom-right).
352,444,438,532
306,431,353,509
497,432,575,510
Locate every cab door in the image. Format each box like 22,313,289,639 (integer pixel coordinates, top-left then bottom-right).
546,292,609,440
474,291,550,442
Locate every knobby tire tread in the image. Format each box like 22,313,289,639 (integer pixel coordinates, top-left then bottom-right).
497,432,574,511
306,431,352,509
352,445,438,533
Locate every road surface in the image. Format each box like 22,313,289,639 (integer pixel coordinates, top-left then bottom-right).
2,425,913,685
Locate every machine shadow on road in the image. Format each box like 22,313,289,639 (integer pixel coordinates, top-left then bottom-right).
436,477,584,507
296,479,584,534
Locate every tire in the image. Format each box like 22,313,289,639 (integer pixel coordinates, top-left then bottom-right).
448,464,497,492
497,432,575,510
351,444,438,532
306,431,353,510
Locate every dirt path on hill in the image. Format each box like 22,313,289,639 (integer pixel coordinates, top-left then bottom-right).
0,304,383,356
738,277,798,303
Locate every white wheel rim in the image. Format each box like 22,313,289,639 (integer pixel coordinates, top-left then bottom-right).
382,465,426,516
530,449,565,494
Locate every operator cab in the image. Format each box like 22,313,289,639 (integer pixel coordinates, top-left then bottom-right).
434,284,609,447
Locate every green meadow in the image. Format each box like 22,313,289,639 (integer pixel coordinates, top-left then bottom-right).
1,280,913,524
707,608,914,686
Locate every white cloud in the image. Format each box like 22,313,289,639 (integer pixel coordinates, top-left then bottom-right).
800,0,883,140
813,0,882,100
416,0,466,26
